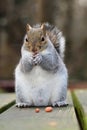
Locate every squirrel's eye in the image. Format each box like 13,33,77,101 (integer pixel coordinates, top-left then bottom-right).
41,37,45,42
26,38,28,42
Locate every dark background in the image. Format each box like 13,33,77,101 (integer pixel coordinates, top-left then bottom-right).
0,0,87,87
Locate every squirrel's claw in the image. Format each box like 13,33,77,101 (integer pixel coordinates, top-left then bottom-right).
33,53,42,65
16,103,30,108
52,101,68,107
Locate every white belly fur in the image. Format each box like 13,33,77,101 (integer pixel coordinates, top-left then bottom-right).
15,65,67,106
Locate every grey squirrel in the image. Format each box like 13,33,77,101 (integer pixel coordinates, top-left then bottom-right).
15,23,68,107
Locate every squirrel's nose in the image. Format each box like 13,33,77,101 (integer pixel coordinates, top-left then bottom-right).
32,48,37,53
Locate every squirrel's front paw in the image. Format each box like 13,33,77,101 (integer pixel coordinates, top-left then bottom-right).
22,53,33,65
33,53,42,65
28,54,34,64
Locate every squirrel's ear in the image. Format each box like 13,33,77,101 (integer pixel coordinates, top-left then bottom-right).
41,24,46,36
26,24,32,31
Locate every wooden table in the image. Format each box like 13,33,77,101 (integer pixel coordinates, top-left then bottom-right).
0,90,87,130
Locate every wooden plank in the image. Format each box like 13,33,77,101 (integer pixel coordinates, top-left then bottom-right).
72,90,87,130
0,91,79,130
0,93,15,113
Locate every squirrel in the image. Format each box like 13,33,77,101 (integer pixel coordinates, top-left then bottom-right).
15,23,68,107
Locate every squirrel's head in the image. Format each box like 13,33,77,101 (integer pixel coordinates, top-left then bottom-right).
24,24,47,53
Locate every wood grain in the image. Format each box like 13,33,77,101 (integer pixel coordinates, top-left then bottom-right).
0,91,79,130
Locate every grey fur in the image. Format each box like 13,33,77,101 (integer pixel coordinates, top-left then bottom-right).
40,50,59,72
20,58,33,73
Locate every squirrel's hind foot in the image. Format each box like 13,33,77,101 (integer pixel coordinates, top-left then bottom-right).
16,103,30,108
53,101,68,107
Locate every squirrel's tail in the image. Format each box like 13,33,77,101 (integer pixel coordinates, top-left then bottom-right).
44,23,65,60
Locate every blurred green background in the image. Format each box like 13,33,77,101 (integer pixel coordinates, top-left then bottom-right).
0,0,87,83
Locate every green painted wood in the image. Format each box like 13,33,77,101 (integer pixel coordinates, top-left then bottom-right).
0,91,79,130
0,93,15,113
72,90,87,130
